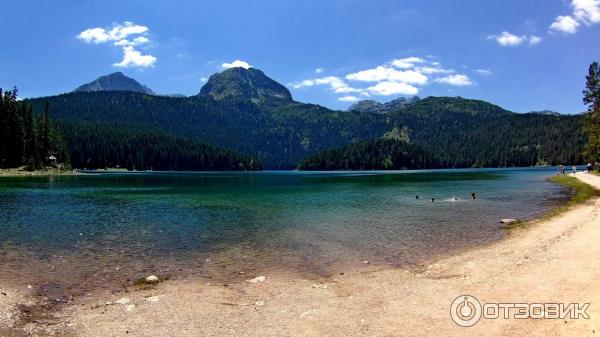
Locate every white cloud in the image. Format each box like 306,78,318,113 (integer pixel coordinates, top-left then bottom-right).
315,68,324,74
338,95,360,102
77,28,111,44
529,35,543,44
366,81,419,96
435,74,473,86
291,76,365,95
77,22,149,44
415,66,454,74
113,46,156,68
200,77,208,83
291,56,478,101
390,57,425,69
346,66,428,85
550,15,580,33
488,31,526,46
550,0,600,34
222,60,252,69
573,0,600,24
77,22,155,68
475,69,492,75
487,31,543,46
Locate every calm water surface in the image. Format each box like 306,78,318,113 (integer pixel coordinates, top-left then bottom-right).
0,168,570,298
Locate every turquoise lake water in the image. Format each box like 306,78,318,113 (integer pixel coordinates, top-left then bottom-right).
0,168,570,298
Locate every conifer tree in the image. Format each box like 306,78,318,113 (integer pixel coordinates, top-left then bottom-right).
583,61,600,164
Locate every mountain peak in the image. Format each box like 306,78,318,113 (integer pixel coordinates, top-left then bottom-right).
198,67,292,102
74,72,155,95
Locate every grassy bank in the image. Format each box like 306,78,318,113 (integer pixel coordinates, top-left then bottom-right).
505,175,597,230
548,175,597,207
0,167,78,177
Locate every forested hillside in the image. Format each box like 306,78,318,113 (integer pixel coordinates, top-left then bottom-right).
61,122,261,171
298,138,436,170
26,67,585,170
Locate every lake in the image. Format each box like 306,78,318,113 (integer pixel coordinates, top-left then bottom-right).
0,168,570,299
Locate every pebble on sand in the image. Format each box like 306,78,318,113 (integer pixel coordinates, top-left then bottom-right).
115,297,130,305
247,276,266,283
498,218,518,225
145,275,159,283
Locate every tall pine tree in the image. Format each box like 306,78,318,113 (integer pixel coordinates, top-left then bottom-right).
583,61,600,164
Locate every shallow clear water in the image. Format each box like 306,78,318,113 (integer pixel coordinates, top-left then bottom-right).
0,168,570,298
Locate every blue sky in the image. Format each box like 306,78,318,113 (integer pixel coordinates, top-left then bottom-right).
1,0,599,114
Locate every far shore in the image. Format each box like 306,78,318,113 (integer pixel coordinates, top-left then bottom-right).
1,173,599,336
0,167,80,177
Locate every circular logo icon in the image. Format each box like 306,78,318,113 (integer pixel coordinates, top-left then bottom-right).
450,295,482,327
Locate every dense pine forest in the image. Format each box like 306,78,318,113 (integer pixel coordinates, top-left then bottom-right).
0,88,69,169
298,138,437,170
61,122,261,171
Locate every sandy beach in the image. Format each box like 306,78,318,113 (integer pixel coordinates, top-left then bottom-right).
1,173,599,336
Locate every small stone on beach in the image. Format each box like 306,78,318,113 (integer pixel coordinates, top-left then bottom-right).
115,297,131,305
498,218,518,225
247,276,266,283
145,296,160,302
145,275,159,283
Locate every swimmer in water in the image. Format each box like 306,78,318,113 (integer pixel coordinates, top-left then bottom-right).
416,195,419,200
471,192,476,200
431,197,435,202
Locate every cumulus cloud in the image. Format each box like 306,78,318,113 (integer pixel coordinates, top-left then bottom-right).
487,31,526,46
338,95,360,102
574,0,600,23
550,0,600,34
77,22,155,68
390,57,425,69
222,60,252,69
113,46,157,68
346,66,428,85
550,15,581,33
487,31,542,46
434,74,473,86
366,81,419,95
291,56,475,102
291,76,363,94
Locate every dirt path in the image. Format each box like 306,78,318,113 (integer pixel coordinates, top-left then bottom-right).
2,173,600,336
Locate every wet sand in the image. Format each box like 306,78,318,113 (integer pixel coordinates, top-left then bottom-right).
1,173,599,336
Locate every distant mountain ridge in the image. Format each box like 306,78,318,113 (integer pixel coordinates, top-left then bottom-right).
29,66,584,169
348,96,421,114
74,72,155,95
527,110,561,116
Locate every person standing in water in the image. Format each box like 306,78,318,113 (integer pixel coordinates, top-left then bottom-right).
471,192,476,200
572,165,577,174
